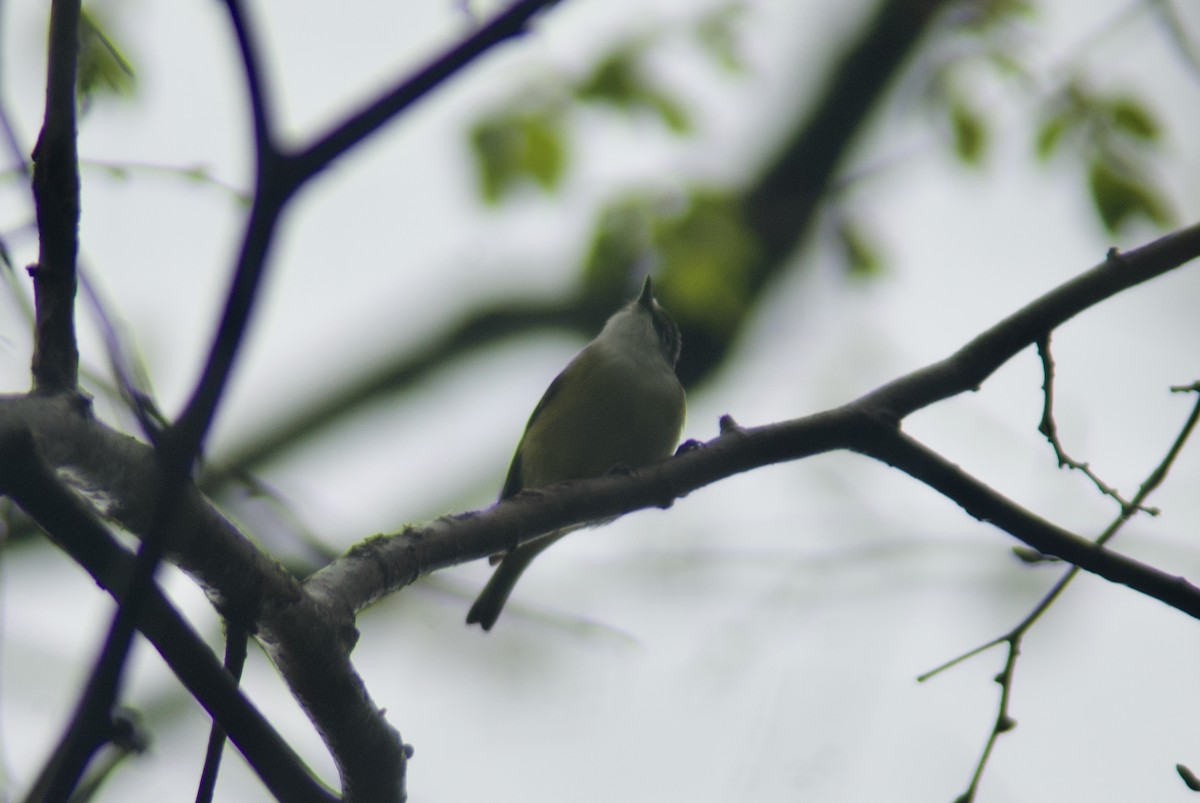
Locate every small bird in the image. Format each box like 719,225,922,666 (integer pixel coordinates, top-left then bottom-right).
467,276,686,630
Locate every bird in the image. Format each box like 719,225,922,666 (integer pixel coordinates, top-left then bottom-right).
466,276,685,630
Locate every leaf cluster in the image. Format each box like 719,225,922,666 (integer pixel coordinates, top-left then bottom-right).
469,4,743,203
1035,80,1170,233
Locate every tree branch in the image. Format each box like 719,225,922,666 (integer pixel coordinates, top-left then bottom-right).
858,233,1200,418
0,393,399,801
309,222,1200,621
855,424,1200,617
0,422,335,803
744,0,952,270
916,383,1200,802
30,0,81,393
1035,334,1148,515
292,0,561,181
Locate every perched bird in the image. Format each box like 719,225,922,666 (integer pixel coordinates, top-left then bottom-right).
467,277,685,630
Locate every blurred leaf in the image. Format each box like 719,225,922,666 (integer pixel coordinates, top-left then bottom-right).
983,47,1029,79
1107,96,1159,141
1034,109,1072,161
576,46,692,133
582,189,766,335
694,3,745,73
950,99,987,165
964,0,1035,29
576,46,644,107
652,190,759,337
78,9,135,109
1087,158,1170,233
644,90,690,134
581,195,658,307
835,218,883,278
469,103,566,204
522,114,565,186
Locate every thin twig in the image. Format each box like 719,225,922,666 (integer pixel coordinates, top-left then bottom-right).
1036,334,1151,516
194,626,248,803
919,384,1200,802
79,269,168,441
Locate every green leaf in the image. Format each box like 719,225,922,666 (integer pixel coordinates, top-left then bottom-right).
470,120,516,204
950,100,987,165
1107,96,1159,141
835,219,883,278
575,46,691,133
1087,159,1170,233
78,9,135,108
957,0,1034,32
651,191,760,337
581,195,657,302
644,90,691,134
576,47,644,108
1034,110,1071,161
468,105,565,204
694,4,745,73
521,114,565,189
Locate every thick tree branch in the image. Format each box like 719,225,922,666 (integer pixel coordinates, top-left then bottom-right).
855,425,1200,618
0,422,335,803
744,0,950,271
310,402,1200,625
859,231,1200,417
0,394,398,801
30,0,81,393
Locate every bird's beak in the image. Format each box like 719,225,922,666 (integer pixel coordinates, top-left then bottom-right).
638,275,655,308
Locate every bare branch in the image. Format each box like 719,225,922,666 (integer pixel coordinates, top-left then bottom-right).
222,0,275,159
861,233,1200,418
0,421,334,803
0,393,399,800
1035,335,1149,515
916,386,1200,802
195,627,248,803
293,0,563,181
30,0,81,393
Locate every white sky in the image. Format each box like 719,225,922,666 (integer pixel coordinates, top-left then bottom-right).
2,0,1200,801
